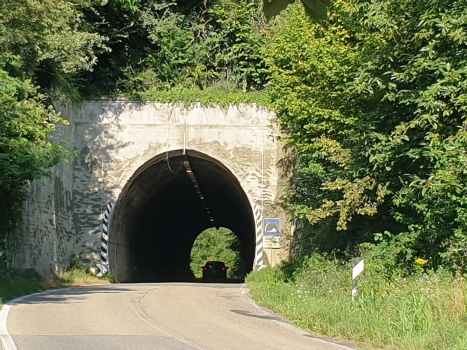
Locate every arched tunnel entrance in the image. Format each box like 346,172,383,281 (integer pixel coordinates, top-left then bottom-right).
108,149,256,282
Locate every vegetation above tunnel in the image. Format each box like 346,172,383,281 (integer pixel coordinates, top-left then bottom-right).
78,0,270,103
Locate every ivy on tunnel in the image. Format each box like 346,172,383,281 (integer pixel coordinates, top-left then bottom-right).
107,149,255,282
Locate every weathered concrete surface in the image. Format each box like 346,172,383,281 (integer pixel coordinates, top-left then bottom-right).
12,101,292,276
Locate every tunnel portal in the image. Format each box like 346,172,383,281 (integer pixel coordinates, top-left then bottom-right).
108,149,256,282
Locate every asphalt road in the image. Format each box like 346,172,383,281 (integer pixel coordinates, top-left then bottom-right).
2,283,355,350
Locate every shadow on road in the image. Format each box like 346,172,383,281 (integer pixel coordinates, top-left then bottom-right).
229,309,288,322
191,277,244,284
9,277,245,306
9,285,136,305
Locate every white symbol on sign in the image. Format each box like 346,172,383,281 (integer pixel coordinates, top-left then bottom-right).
265,222,280,233
263,218,281,249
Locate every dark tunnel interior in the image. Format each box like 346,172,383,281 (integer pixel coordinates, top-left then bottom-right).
108,149,255,282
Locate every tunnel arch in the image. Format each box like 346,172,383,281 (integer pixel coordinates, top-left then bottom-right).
108,149,256,282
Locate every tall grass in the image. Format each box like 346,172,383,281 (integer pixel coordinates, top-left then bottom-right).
246,254,467,350
43,257,118,289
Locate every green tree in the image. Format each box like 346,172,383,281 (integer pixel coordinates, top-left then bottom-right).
0,55,71,246
267,0,467,271
0,0,105,246
262,0,330,21
79,0,268,98
0,0,106,100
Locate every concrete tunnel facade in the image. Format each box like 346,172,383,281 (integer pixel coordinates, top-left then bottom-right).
108,149,255,282
14,102,290,277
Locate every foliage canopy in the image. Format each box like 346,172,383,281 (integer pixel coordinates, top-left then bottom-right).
0,55,71,243
0,0,105,245
79,0,269,101
267,0,467,271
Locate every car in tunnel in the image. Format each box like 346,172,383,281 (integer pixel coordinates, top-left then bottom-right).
202,261,228,282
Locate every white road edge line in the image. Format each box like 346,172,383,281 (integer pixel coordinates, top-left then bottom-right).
0,300,19,350
240,285,357,350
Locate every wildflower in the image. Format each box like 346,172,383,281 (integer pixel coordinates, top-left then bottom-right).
415,258,428,266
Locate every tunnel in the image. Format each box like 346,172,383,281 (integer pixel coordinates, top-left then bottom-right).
107,149,256,282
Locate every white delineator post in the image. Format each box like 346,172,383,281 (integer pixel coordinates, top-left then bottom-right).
352,258,364,300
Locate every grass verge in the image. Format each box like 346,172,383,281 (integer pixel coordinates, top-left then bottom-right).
246,254,467,350
0,261,44,306
0,258,117,307
0,280,44,306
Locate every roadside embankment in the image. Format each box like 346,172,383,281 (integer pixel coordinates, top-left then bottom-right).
0,258,116,308
0,261,43,307
246,254,467,350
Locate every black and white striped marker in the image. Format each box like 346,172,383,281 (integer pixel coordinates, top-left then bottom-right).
253,203,266,270
97,202,112,277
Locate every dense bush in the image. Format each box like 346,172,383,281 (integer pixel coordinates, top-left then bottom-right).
80,0,268,99
0,0,105,246
0,0,106,100
266,0,467,272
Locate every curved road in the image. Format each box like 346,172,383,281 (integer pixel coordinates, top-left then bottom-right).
1,283,354,350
